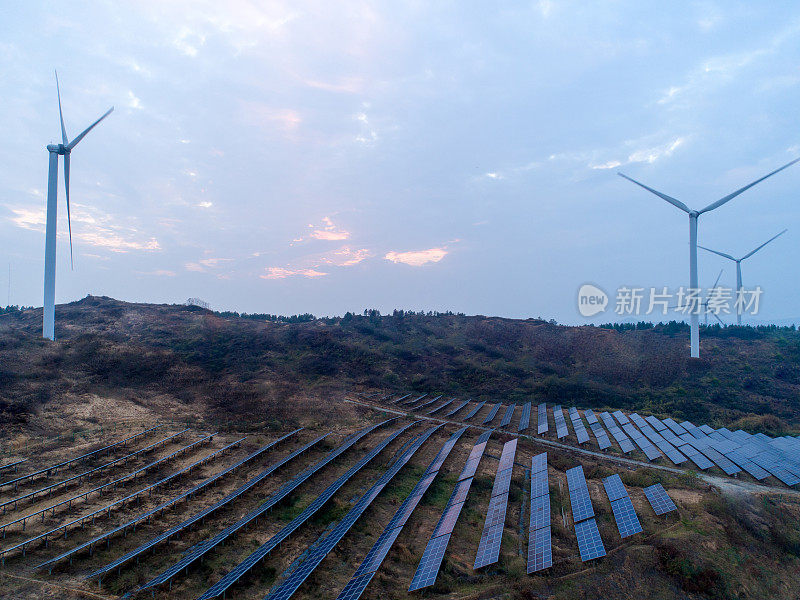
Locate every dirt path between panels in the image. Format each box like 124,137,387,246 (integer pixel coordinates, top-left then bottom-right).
344,398,800,500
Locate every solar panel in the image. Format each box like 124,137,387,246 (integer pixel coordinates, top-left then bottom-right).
404,393,427,405
643,483,677,515
473,439,516,570
569,408,590,444
527,524,553,573
531,452,547,474
530,492,550,529
462,401,486,421
262,425,442,600
408,533,450,591
409,431,491,591
458,456,482,481
482,402,503,425
518,402,532,432
646,415,668,431
500,404,516,427
426,398,455,415
662,418,688,435
602,474,628,502
584,408,599,424
610,496,643,538
444,399,470,417
334,428,469,600
587,420,612,450
566,466,594,523
531,471,548,498
575,518,606,561
134,420,409,593
392,393,411,404
415,395,443,410
537,403,549,434
613,410,630,425
600,412,635,453
699,424,715,435
553,406,569,438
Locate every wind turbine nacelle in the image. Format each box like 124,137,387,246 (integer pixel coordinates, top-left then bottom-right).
46,143,68,154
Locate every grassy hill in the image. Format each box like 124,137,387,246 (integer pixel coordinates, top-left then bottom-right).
1,296,798,435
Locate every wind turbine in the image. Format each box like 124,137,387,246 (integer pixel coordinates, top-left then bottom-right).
42,72,113,340
701,269,725,326
699,229,787,325
618,157,799,358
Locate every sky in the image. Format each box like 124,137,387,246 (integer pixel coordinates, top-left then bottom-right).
1,1,799,324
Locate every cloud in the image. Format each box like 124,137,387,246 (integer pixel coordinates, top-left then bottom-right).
321,246,371,267
261,267,328,279
185,257,233,272
127,90,143,110
241,102,302,133
6,203,161,253
589,136,687,169
136,269,176,277
197,201,213,208
385,247,449,267
306,217,350,241
355,111,378,144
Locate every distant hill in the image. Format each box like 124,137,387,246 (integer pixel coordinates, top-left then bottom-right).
1,295,799,434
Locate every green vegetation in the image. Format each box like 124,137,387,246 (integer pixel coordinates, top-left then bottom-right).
1,296,799,436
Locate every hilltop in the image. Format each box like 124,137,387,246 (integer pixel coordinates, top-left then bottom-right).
1,296,798,435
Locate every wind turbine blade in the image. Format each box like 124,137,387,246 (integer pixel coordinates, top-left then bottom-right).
741,229,787,260
698,245,736,261
699,158,800,214
711,268,724,289
618,173,692,213
712,312,724,326
64,153,74,269
55,70,69,145
66,106,114,151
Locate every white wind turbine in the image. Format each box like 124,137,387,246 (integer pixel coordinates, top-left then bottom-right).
42,71,113,340
699,229,788,325
618,157,799,358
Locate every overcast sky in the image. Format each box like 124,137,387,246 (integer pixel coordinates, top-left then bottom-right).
2,1,799,324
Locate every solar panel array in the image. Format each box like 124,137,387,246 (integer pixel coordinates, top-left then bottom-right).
37,432,302,572
2,431,219,535
629,414,688,465
553,406,570,439
0,425,163,492
537,403,549,434
0,428,190,510
527,452,552,573
403,394,427,406
500,404,516,428
568,408,590,444
391,393,412,404
262,424,442,600
620,421,662,461
134,420,405,593
583,409,598,424
336,427,468,600
599,412,636,453
462,401,486,421
426,398,454,415
482,403,503,425
602,475,642,538
444,399,470,417
473,438,517,569
586,415,612,450
409,430,492,591
415,395,443,410
566,465,606,562
518,402,532,432
643,483,677,515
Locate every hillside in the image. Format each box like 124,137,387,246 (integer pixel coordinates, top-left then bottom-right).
1,296,798,435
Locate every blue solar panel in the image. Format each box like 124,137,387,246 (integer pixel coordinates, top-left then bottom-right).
518,402,532,432
462,401,486,421
531,471,549,499
584,409,599,424
530,492,550,529
444,399,470,417
553,406,569,438
527,525,553,573
499,404,516,427
643,483,677,515
610,496,643,538
408,431,491,591
566,466,594,523
537,403,549,434
473,438,516,570
531,452,547,474
602,474,628,502
426,398,454,415
134,420,405,594
574,518,606,561
409,533,450,591
482,403,503,425
474,521,505,569
263,425,442,600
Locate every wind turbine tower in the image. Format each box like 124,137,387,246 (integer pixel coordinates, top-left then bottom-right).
619,158,798,358
42,72,113,340
699,229,787,325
